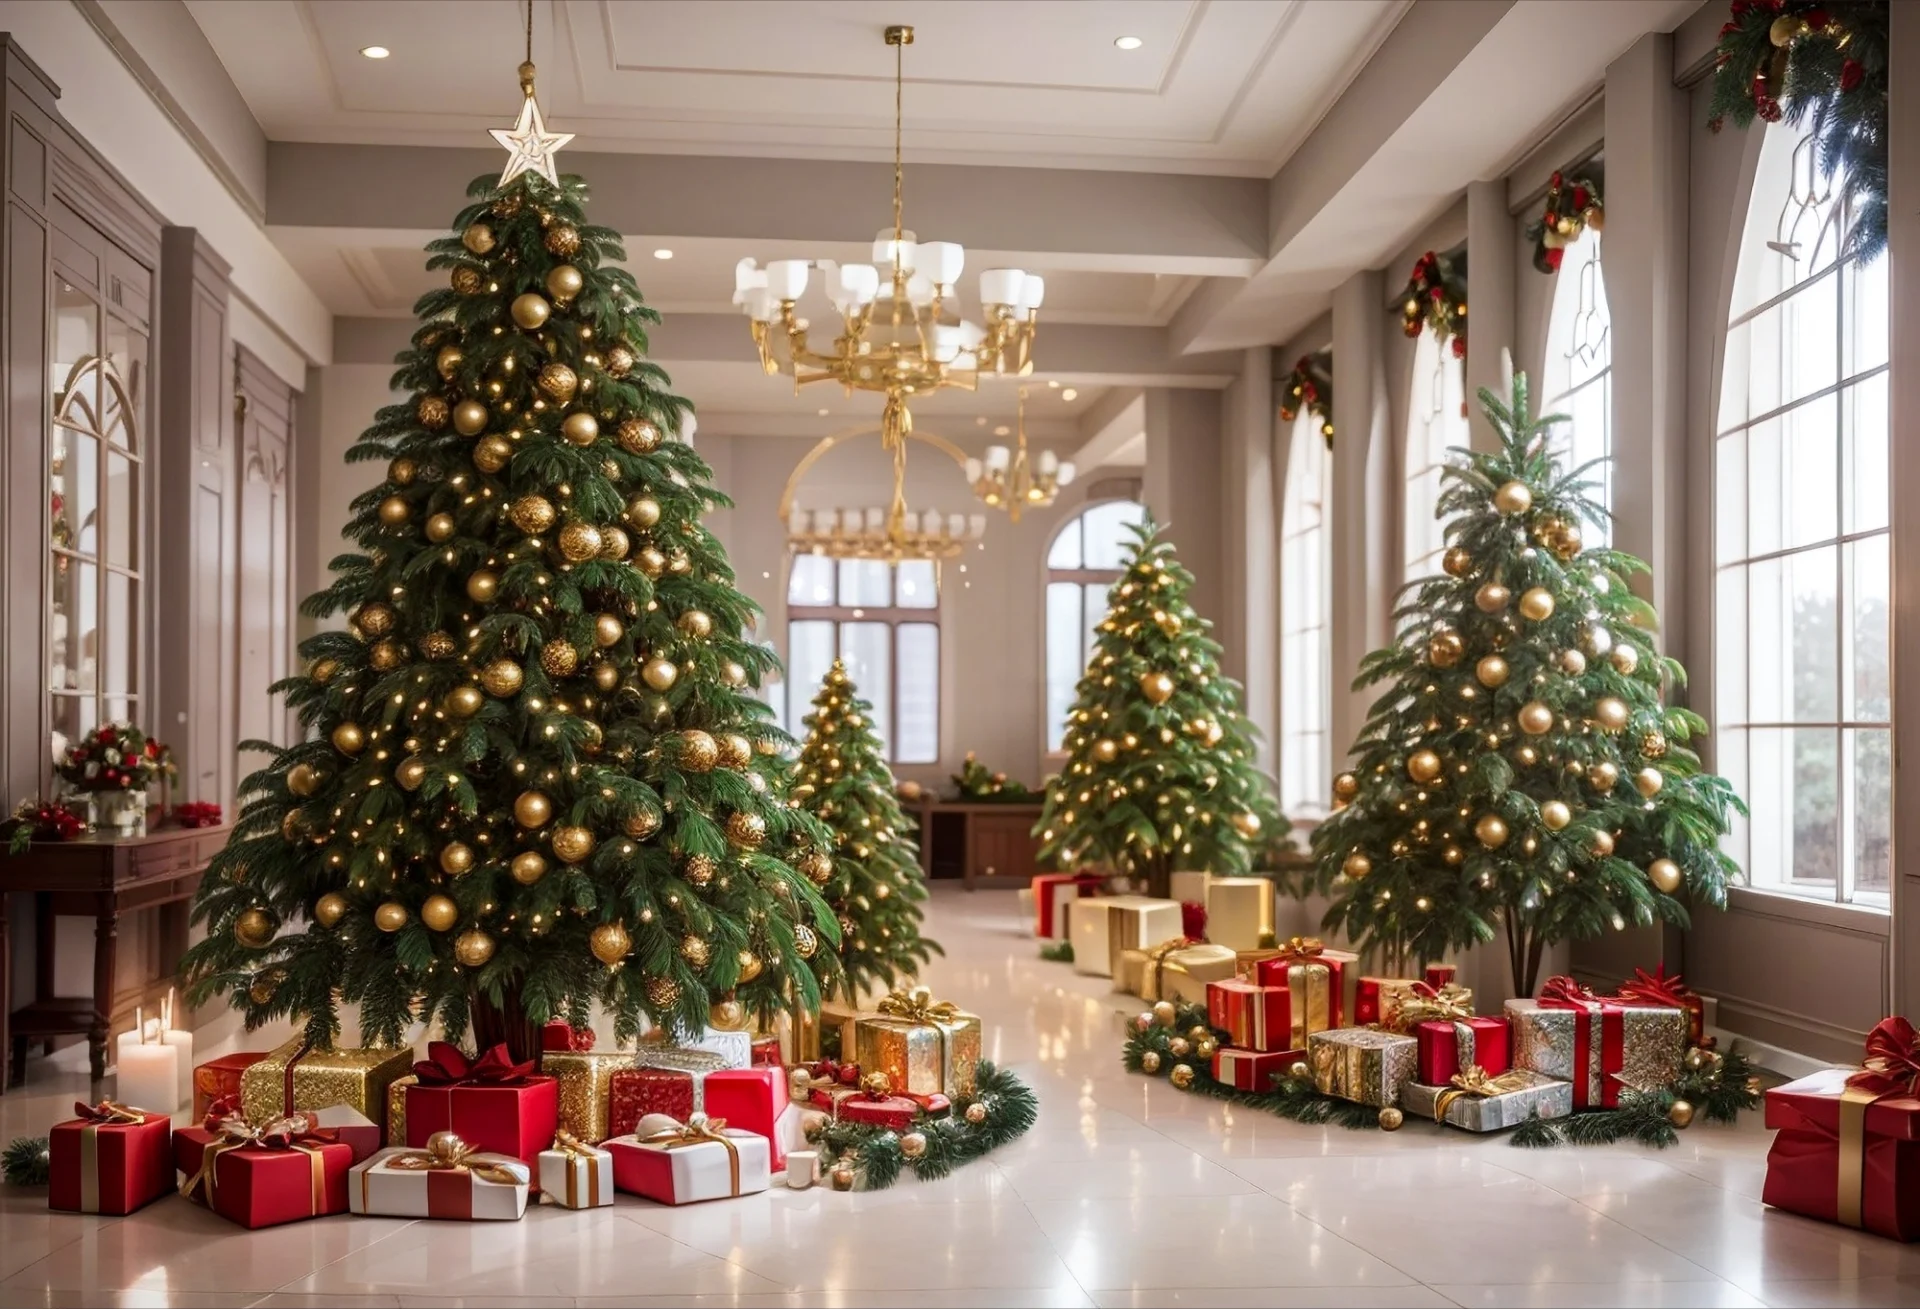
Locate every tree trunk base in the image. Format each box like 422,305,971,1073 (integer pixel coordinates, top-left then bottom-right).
470,984,542,1065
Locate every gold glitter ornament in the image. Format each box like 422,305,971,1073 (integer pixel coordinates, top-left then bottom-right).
1168,1036,1191,1058
1141,1050,1162,1074
558,521,604,563
552,826,596,864
513,791,553,829
417,631,456,661
1641,730,1669,759
540,639,580,678
623,808,662,840
455,929,495,967
1169,1064,1195,1090
626,495,662,528
420,895,459,932
450,265,484,295
417,395,451,430
453,399,489,437
538,363,579,403
1378,1106,1405,1130
606,343,635,376
389,457,418,486
800,851,833,885
964,1101,989,1125
445,685,485,717
683,853,717,886
679,934,711,968
617,419,662,454
511,293,552,330
461,222,496,255
355,602,396,638
545,264,585,301
440,842,475,876
331,722,367,755
590,921,631,965
598,526,630,561
425,513,457,543
726,811,767,849
679,730,720,772
544,224,580,257
511,851,548,885
1152,1000,1178,1027
375,901,409,932
717,733,753,769
481,660,524,698
368,639,404,673
314,892,348,927
510,495,557,534
473,435,512,474
646,976,681,1008
310,657,340,685
234,908,278,948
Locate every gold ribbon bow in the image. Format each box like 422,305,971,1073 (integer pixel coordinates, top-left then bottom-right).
876,987,960,1025
1386,983,1476,1031
1274,936,1325,962
74,1100,148,1126
639,1114,742,1197
73,1101,151,1214
549,1130,603,1207
385,1131,524,1185
1432,1064,1535,1122
551,1129,598,1160
179,1106,327,1208
1142,937,1197,1000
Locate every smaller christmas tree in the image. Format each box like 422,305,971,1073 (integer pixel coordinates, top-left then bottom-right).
1035,516,1285,899
790,661,940,998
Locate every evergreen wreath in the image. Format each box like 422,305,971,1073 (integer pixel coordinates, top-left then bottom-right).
810,1059,1037,1189
3,1136,51,1186
1122,1000,1380,1130
1278,351,1335,448
1707,0,1888,264
1526,165,1605,274
1394,249,1469,357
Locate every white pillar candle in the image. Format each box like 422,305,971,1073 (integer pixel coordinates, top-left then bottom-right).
160,991,193,1112
115,1031,178,1116
784,1149,818,1189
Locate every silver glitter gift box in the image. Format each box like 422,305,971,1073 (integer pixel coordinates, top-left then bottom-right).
1402,1069,1574,1131
1504,997,1685,1109
1307,1027,1418,1107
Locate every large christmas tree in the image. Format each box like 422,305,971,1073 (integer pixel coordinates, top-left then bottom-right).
1310,374,1743,994
789,661,940,998
183,158,840,1058
1035,517,1284,899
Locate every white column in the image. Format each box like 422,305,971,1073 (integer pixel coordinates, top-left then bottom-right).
1464,179,1516,455
1327,271,1392,767
1218,348,1278,771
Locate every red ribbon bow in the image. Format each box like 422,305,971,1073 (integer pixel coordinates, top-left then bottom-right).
1538,975,1603,1007
412,1040,535,1087
1612,964,1696,1009
72,1099,148,1125
1849,1017,1920,1099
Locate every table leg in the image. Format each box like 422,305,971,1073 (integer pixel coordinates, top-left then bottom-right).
90,899,117,1083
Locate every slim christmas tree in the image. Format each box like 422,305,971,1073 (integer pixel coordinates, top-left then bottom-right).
1310,374,1744,994
183,156,840,1058
790,661,940,998
1035,516,1285,900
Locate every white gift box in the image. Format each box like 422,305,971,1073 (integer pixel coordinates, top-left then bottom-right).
1070,895,1182,978
1204,877,1275,952
608,1126,772,1205
348,1146,530,1220
1169,871,1212,905
537,1140,614,1209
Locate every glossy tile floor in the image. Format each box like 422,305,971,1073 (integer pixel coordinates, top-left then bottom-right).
3,883,1918,1309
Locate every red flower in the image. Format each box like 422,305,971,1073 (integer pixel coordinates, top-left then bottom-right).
1550,171,1564,188
1572,186,1589,210
1450,336,1467,359
1429,286,1445,302
1544,246,1565,271
1841,58,1864,91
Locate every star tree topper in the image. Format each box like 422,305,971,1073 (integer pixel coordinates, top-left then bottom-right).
491,60,573,187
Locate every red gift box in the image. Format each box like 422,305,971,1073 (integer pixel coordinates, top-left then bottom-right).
1212,1046,1302,1093
404,1043,558,1164
1206,978,1296,1052
1031,872,1103,939
48,1101,173,1215
541,1020,596,1053
809,1086,924,1131
1765,1068,1920,1239
1414,1016,1511,1085
1612,964,1707,1047
194,1053,270,1121
611,1062,791,1168
750,1035,781,1067
1248,940,1358,1029
174,1108,353,1228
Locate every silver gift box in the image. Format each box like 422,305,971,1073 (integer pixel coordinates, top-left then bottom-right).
1504,999,1685,1107
1307,1027,1418,1108
1402,1069,1574,1131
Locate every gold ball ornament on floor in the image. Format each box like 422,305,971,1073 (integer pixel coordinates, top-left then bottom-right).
1668,1098,1695,1129
680,730,720,772
1493,480,1534,514
1168,1037,1191,1058
513,791,553,829
1442,547,1475,578
558,521,603,563
1648,858,1684,895
1593,696,1630,732
1343,851,1372,880
1378,1106,1405,1131
830,1163,856,1191
545,223,580,256
1541,799,1572,831
454,929,495,967
511,851,548,885
473,436,512,474
420,895,459,933
1635,767,1665,798
461,222,496,254
1475,814,1510,848
481,660,524,698
1289,1060,1312,1083
1139,671,1175,704
726,810,767,849
1429,630,1465,667
1476,655,1511,688
545,264,584,301
538,363,578,403
1475,582,1511,614
313,892,348,928
445,685,485,718
1518,701,1554,735
1518,587,1556,622
395,757,429,792
425,513,456,543
965,1101,991,1126
510,495,557,535
453,398,489,437
331,722,367,755
1152,1000,1178,1027
900,1130,928,1160
552,826,596,865
1169,1064,1196,1090
374,901,409,933
540,640,580,679
234,908,278,949
439,842,475,876
589,921,631,965
377,495,411,526
510,293,552,330
1408,749,1443,785
617,419,662,454
417,396,451,430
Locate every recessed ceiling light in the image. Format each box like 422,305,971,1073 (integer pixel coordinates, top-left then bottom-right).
1114,35,1143,51
975,416,988,427
1048,379,1061,388
652,249,674,260
1061,388,1078,401
994,425,1011,436
360,45,391,59
817,408,830,417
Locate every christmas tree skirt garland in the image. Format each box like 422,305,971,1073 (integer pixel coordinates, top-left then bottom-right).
809,1060,1036,1190
1039,940,1074,964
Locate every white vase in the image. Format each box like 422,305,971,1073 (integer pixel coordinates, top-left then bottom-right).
99,790,146,837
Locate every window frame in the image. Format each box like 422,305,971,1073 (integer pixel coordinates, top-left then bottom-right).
1401,328,1469,583
1043,499,1148,754
1542,228,1614,535
784,557,941,765
1278,411,1331,817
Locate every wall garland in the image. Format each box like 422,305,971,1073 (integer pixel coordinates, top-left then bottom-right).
1394,249,1469,356
1525,165,1605,274
1707,0,1888,264
1278,351,1335,448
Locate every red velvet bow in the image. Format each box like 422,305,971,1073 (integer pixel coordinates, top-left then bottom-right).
1849,1017,1920,1099
73,1099,149,1125
1613,964,1696,1009
412,1040,535,1087
1538,975,1603,1007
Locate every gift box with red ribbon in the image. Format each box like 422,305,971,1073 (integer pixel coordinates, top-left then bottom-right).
174,1098,354,1228
1611,964,1707,1047
1211,1046,1302,1093
48,1101,173,1215
1236,937,1356,1030
1352,964,1457,1027
1386,984,1511,1085
609,1052,791,1169
1031,872,1103,941
750,1034,782,1067
1763,1019,1920,1241
1206,978,1300,1053
1506,975,1685,1109
193,1052,270,1122
608,1115,771,1205
404,1042,559,1164
541,1020,596,1053
349,1141,530,1220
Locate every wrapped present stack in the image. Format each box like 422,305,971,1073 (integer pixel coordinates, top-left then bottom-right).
1071,895,1182,979
609,1039,794,1170
1203,937,1347,1092
1116,936,1237,1004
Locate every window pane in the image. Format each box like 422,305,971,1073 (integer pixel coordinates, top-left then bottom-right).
788,554,834,607
1715,432,1747,562
1845,536,1889,721
1081,501,1145,570
104,449,136,570
1745,416,1782,557
60,433,99,560
1782,399,1837,550
1844,251,1888,375
51,557,91,694
103,572,134,697
1781,272,1838,408
895,623,939,763
1714,568,1748,727
1788,546,1838,723
1046,517,1083,569
1746,556,1787,723
894,559,937,609
1849,727,1891,896
839,622,892,754
837,559,891,607
1790,727,1840,891
1046,583,1084,752
786,620,836,736
1844,372,1888,533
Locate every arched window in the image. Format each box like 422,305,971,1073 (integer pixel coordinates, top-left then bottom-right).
1714,126,1890,907
1279,413,1331,814
785,557,940,764
1403,329,1468,581
1542,230,1613,533
1045,500,1148,752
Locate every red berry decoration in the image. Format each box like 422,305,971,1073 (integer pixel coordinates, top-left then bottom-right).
837,1062,862,1087
1840,58,1864,92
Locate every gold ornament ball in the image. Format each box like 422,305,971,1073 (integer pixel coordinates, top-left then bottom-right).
552,825,596,865
1333,772,1360,802
680,730,720,772
1559,649,1588,677
1169,1063,1196,1090
511,293,552,330
794,924,820,959
800,851,833,884
1552,524,1584,560
510,494,557,534
1232,811,1262,839
313,892,348,928
593,662,621,692
544,224,580,257
331,722,367,755
617,419,662,454
723,660,748,688
1518,701,1554,735
454,929,495,967
626,495,662,528
1168,1036,1191,1058
1770,11,1807,45
718,733,754,769
513,790,553,829
642,657,679,692
598,525,630,562
1641,730,1670,760
482,659,525,698
899,1130,928,1160
540,639,580,679
417,630,456,661
545,264,585,301
310,656,340,685
1593,696,1630,732
538,363,578,403
248,971,280,1006
1591,761,1620,792
1408,749,1443,785
395,756,429,791
726,810,767,849
1611,644,1640,677
466,572,501,607
1289,1060,1311,1083
1343,850,1373,880
558,411,599,447
234,907,278,948
1442,546,1475,578
1475,813,1510,848
1648,858,1684,895
453,398,489,438
623,808,663,840
1518,587,1556,622
680,933,712,969
440,842,476,876
830,1163,856,1191
1187,1024,1211,1044
677,609,714,640
1152,1000,1178,1027
1476,582,1512,614
461,222,496,255
446,685,485,718
633,545,667,578
417,395,451,430
965,1101,990,1125
425,513,457,543
1541,799,1572,831
1668,1098,1695,1129
1685,1047,1708,1072
355,602,396,637
1378,1106,1405,1131
558,520,604,563
738,950,763,982
374,901,409,933
369,639,405,673
1092,738,1119,764
684,853,717,886
1493,480,1534,514
1633,767,1665,799
1429,630,1465,668
287,762,320,797
584,613,620,649
1591,829,1616,858
1584,624,1614,656
1141,1050,1163,1074
435,346,464,381
420,894,459,933
1140,671,1175,704
511,851,548,885
377,494,411,526
473,435,512,474
709,997,746,1030
1476,655,1511,688
589,921,631,965
450,265,484,295
1196,1036,1218,1059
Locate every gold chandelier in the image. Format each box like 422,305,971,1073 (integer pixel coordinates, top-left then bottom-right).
967,386,1076,522
780,429,985,562
733,24,1044,450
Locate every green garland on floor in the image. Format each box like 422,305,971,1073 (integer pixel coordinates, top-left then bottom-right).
1039,940,1074,963
1509,1044,1764,1149
3,1136,51,1185
1122,1000,1380,1130
811,1059,1037,1190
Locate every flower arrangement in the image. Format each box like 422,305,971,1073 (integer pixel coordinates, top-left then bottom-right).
1526,167,1604,274
56,722,172,793
1394,249,1468,356
4,799,86,855
1278,350,1335,447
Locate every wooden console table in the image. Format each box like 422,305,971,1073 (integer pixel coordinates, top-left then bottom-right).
905,799,1046,889
1,824,227,1088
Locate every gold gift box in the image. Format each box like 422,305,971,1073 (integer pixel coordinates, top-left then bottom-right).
791,999,862,1064
386,1074,416,1144
1307,1027,1418,1108
1203,877,1275,953
1116,939,1238,1003
851,1002,982,1099
543,1049,634,1144
239,1038,414,1129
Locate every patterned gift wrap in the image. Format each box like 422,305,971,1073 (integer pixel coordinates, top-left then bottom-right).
1506,977,1685,1109
1307,1027,1419,1107
542,1049,634,1144
1116,938,1238,1003
239,1038,413,1136
1402,1068,1573,1131
850,988,981,1098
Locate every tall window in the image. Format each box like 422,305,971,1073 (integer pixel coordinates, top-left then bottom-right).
1279,413,1331,814
1543,230,1613,533
786,557,939,763
1045,500,1148,752
1714,126,1889,907
1403,329,1468,580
